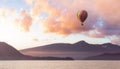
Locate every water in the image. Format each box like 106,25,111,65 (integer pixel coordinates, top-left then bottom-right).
0,60,120,69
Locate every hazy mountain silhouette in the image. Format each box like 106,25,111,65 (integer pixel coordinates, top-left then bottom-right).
0,42,27,60
85,53,120,60
20,41,120,59
1,41,120,60
21,41,120,52
0,42,22,56
0,42,73,60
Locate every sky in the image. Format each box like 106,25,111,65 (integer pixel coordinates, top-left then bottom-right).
0,0,120,50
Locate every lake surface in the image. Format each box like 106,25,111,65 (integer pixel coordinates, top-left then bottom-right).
0,60,120,69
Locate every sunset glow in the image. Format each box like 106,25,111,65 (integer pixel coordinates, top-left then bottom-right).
0,0,119,49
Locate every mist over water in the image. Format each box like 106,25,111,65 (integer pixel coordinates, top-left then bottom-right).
0,61,120,69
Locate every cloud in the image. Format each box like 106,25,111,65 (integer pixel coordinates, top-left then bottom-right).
30,0,51,17
15,8,32,32
44,9,97,35
32,38,39,41
24,0,120,39
93,0,120,36
0,7,16,19
111,36,120,45
26,0,98,35
94,0,120,22
24,0,34,7
83,29,106,38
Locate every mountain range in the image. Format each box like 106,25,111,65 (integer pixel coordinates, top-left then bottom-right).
0,40,120,60
20,41,120,60
85,53,120,60
0,42,73,60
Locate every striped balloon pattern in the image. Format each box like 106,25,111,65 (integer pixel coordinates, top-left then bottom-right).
77,10,88,26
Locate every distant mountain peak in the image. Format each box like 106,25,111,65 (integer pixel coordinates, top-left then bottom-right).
103,43,112,45
75,40,88,45
76,40,86,43
102,43,119,47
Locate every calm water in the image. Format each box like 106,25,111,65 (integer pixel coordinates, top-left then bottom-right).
0,60,120,69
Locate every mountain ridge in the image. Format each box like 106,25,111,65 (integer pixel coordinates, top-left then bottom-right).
84,53,120,60
0,42,73,60
21,41,120,52
20,41,120,59
0,40,119,60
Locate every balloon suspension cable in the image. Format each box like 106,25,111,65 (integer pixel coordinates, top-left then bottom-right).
81,23,84,26
81,23,85,32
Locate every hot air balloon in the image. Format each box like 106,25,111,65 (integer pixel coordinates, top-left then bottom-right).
77,10,88,26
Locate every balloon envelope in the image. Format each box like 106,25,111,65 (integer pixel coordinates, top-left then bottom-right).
77,10,88,25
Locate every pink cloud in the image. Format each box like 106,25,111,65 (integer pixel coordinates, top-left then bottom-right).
15,9,32,32
0,7,16,18
24,0,120,40
28,0,97,35
93,0,120,36
30,0,52,16
111,36,120,45
24,0,34,7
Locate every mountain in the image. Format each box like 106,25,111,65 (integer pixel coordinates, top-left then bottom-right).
0,42,73,60
0,42,26,60
21,41,120,52
0,42,23,56
85,53,120,60
20,41,120,60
